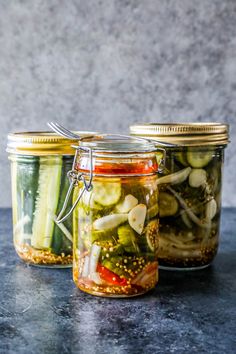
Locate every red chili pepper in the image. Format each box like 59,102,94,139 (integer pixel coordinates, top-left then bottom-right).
97,264,128,286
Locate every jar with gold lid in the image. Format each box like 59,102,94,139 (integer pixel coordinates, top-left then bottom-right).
7,131,95,267
130,123,229,270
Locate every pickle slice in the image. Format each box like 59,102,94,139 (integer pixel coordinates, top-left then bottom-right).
93,181,121,206
92,229,117,243
147,204,159,219
159,192,178,217
175,152,188,167
145,219,159,252
81,190,103,210
117,224,139,252
187,149,212,168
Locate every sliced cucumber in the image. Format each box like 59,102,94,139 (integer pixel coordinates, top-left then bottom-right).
102,258,126,278
187,149,212,168
19,162,39,235
81,190,103,210
102,256,141,278
32,156,62,249
51,157,73,255
117,224,139,252
11,156,39,243
92,180,121,206
175,152,188,167
159,192,178,217
147,204,159,219
92,229,117,243
145,219,159,252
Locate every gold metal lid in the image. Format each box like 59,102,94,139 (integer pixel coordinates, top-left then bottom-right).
7,131,97,155
130,123,229,146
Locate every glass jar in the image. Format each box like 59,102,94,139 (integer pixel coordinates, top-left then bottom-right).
64,135,160,297
7,131,95,267
130,123,229,270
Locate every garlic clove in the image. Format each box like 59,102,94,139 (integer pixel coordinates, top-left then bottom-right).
116,194,138,213
128,204,147,234
93,214,128,231
205,198,217,220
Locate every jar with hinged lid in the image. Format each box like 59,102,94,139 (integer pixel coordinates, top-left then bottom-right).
7,131,95,267
130,123,229,270
59,135,162,297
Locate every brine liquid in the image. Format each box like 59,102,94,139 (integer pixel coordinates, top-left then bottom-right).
10,154,73,267
73,175,159,297
157,146,223,269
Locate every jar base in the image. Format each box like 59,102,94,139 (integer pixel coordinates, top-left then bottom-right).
78,288,150,299
26,262,72,269
77,285,153,298
159,263,211,271
74,275,156,297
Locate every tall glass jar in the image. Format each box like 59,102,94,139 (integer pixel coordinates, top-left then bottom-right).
67,135,160,297
7,131,95,267
130,123,229,270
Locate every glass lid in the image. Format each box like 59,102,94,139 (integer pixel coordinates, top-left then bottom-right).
77,134,158,153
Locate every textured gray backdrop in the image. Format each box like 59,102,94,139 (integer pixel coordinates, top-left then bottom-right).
0,0,235,207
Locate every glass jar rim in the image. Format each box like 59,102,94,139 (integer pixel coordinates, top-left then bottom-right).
76,134,157,154
6,131,97,155
130,123,230,146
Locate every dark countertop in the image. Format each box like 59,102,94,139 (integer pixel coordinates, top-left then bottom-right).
0,208,235,354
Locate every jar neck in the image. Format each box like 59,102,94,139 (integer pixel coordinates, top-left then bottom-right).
74,151,158,176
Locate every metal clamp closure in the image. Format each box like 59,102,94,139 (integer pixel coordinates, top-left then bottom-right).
157,147,166,173
55,135,172,224
56,147,93,223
